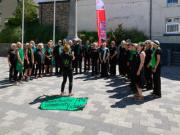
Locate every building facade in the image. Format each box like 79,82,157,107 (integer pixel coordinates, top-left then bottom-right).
38,0,180,44
0,0,18,31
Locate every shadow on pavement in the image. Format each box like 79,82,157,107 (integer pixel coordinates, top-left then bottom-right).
106,76,157,108
0,78,14,89
29,95,62,105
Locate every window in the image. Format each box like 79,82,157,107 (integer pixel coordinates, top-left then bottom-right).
166,17,180,34
167,0,178,6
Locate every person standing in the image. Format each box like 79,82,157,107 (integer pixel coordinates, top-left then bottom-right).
74,40,83,74
27,43,34,80
118,41,126,76
134,43,146,100
14,42,24,85
45,42,53,76
83,40,91,72
144,40,153,90
99,40,109,77
109,41,117,76
129,43,138,94
8,43,17,82
151,40,162,98
35,43,45,78
53,40,64,75
90,42,99,76
61,44,74,96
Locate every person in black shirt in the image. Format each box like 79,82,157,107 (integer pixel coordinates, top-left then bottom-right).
90,42,99,76
53,40,64,75
60,44,74,96
73,40,83,74
129,43,138,94
134,43,146,100
8,43,17,82
35,43,45,78
109,41,117,76
83,40,91,72
99,40,109,77
118,40,126,76
151,40,161,98
144,40,153,90
44,42,53,76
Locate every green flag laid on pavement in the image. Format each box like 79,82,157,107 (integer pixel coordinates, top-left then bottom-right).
40,96,88,111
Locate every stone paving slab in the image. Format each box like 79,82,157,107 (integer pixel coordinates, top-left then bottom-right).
0,57,180,135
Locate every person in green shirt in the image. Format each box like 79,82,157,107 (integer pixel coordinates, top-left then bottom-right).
14,42,24,85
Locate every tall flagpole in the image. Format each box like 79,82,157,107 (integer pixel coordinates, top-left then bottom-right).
22,0,25,45
75,0,78,39
53,0,56,46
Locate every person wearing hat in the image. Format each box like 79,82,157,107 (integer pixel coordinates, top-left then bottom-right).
109,41,117,76
150,40,161,98
118,40,126,76
53,40,64,75
134,42,146,100
99,39,110,77
144,40,153,90
60,44,74,96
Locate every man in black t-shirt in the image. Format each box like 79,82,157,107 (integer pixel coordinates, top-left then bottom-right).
99,40,109,77
73,40,83,74
109,41,117,76
90,42,99,76
8,43,17,82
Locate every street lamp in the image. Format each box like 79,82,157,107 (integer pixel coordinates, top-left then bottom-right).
53,0,56,45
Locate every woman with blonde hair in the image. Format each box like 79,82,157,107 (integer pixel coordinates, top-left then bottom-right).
60,43,74,96
134,42,146,100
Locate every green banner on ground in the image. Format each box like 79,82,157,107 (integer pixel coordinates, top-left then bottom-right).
40,96,88,111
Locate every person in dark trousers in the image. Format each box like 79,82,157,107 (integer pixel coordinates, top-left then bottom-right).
74,40,83,74
144,40,153,90
151,40,161,98
90,42,99,76
99,40,109,77
44,41,53,76
109,41,117,76
60,44,74,96
53,40,64,75
35,43,45,78
134,42,146,100
8,43,17,82
129,43,138,94
14,42,24,85
118,40,126,76
83,40,91,72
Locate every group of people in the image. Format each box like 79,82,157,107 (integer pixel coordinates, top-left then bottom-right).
7,38,161,99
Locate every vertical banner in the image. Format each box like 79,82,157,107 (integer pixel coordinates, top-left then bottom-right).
96,0,107,46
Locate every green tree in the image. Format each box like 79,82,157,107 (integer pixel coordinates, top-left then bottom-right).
7,0,38,26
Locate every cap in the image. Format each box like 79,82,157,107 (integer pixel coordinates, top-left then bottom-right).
153,40,160,46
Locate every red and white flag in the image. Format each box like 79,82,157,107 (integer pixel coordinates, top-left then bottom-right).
96,0,107,45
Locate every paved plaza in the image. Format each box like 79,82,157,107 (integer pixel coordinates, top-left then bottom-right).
0,57,180,135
